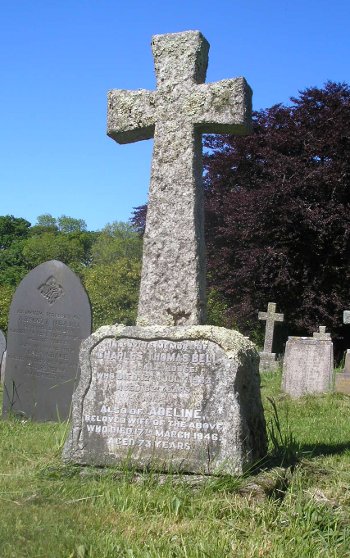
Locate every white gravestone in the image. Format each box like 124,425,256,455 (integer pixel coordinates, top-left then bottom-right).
282,331,334,398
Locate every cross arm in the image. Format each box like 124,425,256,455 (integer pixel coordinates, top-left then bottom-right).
189,77,252,134
107,89,156,144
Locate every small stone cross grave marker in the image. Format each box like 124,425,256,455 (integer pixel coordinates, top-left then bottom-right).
108,30,252,327
258,302,284,353
257,302,284,371
313,326,331,340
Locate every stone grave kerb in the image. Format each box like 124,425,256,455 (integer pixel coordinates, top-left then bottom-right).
258,302,284,354
107,30,252,327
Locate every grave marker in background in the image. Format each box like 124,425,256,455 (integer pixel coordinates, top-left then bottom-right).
2,260,91,421
335,311,350,394
282,333,333,398
64,31,267,475
258,302,284,372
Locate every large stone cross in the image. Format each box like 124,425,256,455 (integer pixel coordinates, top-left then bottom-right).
258,302,284,353
107,31,252,326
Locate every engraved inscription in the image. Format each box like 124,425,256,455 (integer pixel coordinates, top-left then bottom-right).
282,339,333,397
38,276,64,305
8,308,81,379
82,338,228,460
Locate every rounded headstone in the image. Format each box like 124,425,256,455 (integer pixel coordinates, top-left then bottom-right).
2,260,91,421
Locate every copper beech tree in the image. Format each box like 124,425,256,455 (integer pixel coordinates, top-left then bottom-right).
132,82,350,355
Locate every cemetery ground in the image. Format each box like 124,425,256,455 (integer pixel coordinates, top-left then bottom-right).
0,373,349,558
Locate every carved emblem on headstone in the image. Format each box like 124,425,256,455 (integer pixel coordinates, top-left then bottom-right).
38,276,64,305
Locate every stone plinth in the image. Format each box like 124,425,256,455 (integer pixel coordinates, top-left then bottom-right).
64,325,267,475
282,337,334,398
259,352,279,373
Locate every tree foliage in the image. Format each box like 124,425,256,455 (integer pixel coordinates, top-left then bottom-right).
0,215,141,332
83,259,141,329
91,222,142,265
131,82,350,354
203,81,350,352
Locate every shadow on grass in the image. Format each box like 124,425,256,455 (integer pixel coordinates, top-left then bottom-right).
299,441,350,458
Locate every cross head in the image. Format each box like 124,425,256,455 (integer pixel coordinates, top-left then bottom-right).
258,302,284,353
107,31,252,326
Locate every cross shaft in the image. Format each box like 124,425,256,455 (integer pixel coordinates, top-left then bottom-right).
258,302,284,353
108,31,252,326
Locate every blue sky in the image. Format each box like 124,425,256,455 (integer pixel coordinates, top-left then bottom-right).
1,0,349,231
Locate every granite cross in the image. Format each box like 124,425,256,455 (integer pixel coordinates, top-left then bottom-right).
107,31,252,327
258,302,284,353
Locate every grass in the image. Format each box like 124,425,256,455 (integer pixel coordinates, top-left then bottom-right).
0,372,350,557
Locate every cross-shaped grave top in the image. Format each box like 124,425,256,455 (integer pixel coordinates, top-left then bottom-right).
313,325,331,340
108,31,252,326
258,302,284,353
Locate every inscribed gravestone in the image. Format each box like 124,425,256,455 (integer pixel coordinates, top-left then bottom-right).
2,260,91,421
258,302,284,372
64,31,267,474
282,333,333,398
64,324,266,475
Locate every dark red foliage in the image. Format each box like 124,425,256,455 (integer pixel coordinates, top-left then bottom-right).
130,204,147,235
131,82,350,356
204,82,350,355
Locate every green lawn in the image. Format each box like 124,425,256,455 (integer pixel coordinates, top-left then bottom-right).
0,372,350,558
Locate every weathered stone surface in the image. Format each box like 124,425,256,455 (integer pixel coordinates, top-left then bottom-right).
312,326,331,340
335,370,350,395
343,349,350,374
343,310,350,324
258,302,284,354
282,337,334,398
259,352,279,373
2,260,91,421
258,302,283,373
0,330,6,378
64,325,267,475
108,31,252,327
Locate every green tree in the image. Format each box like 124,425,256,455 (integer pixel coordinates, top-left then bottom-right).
91,222,142,265
22,233,86,271
0,215,31,249
0,283,15,332
83,259,141,329
57,215,87,233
